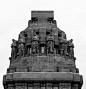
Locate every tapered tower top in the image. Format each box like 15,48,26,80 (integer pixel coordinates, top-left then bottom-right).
3,11,83,89
31,11,54,19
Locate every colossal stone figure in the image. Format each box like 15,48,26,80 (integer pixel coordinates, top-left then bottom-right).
68,39,74,59
25,36,31,56
31,31,39,54
31,41,38,54
58,31,67,56
11,39,18,60
18,31,26,43
47,32,54,54
17,42,25,56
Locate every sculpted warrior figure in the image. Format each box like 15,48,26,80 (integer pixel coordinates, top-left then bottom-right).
58,31,67,56
68,39,74,59
18,31,26,56
25,32,31,56
47,32,54,54
31,41,39,54
18,31,26,43
47,41,54,54
11,39,18,60
31,31,39,54
17,42,25,56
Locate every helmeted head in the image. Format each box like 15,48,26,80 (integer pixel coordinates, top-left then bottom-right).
12,39,15,42
70,39,73,42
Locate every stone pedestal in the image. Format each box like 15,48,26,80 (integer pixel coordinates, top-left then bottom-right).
28,84,33,89
59,83,71,89
3,72,83,89
7,84,14,89
41,83,45,89
4,85,7,89
72,84,78,89
15,83,27,89
53,84,58,89
46,83,52,89
34,83,40,89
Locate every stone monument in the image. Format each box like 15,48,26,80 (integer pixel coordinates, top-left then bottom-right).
3,11,83,89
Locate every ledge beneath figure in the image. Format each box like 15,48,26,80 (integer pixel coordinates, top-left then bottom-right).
3,72,83,85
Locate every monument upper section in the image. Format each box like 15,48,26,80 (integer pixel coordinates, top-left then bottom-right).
8,11,76,73
3,11,83,89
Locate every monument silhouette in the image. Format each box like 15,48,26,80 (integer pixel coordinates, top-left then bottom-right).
3,11,83,89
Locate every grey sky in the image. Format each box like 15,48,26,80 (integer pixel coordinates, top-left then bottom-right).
0,0,86,89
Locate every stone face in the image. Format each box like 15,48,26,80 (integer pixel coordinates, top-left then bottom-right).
3,11,83,89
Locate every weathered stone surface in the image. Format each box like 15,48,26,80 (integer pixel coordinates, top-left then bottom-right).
13,72,73,81
3,72,82,84
3,11,83,89
9,56,75,72
15,83,27,89
59,83,71,89
7,84,15,89
28,84,33,89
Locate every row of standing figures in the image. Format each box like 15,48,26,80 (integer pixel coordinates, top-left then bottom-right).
11,38,74,60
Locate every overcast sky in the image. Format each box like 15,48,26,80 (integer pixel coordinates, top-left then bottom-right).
0,0,86,89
